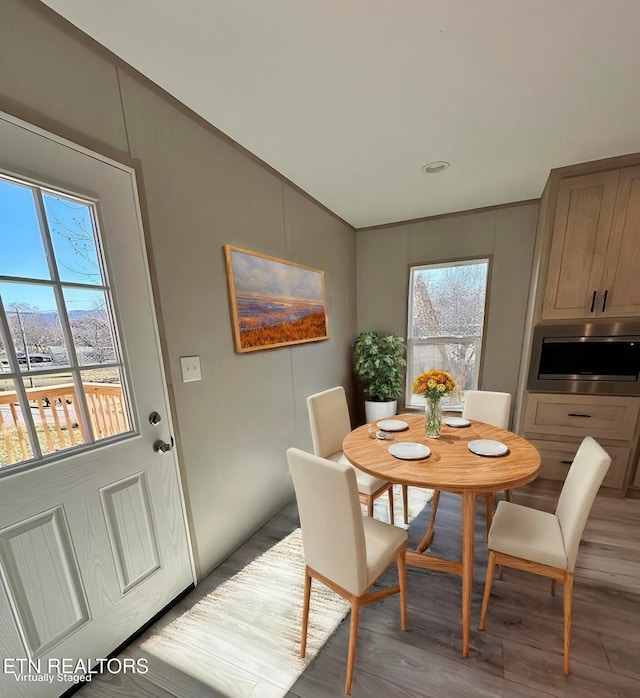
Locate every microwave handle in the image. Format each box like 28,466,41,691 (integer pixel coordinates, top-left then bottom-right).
590,290,596,313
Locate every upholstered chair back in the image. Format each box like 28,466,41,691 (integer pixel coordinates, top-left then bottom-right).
307,386,352,458
555,436,611,572
287,447,367,595
462,390,511,430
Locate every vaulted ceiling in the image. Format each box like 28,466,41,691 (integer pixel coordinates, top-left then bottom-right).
41,1,640,228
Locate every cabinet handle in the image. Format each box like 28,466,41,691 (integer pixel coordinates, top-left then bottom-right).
602,289,608,312
560,460,573,465
568,412,591,418
590,290,596,312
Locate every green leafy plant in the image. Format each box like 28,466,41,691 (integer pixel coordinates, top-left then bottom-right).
353,331,407,402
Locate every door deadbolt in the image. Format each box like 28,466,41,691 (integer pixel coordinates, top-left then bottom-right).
149,411,162,426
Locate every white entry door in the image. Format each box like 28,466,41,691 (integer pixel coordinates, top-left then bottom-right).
0,113,194,697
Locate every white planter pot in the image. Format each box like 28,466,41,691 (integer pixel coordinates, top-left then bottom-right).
364,399,398,423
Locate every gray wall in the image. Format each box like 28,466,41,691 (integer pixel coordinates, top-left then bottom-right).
0,0,356,579
357,204,539,421
0,0,538,580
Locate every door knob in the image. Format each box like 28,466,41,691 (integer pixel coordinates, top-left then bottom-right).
153,437,174,453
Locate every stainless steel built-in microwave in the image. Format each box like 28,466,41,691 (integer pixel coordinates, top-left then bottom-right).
528,321,640,395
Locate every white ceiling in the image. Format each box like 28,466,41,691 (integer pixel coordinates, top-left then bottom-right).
41,1,640,228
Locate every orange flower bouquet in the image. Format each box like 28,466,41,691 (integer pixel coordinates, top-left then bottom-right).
413,370,456,438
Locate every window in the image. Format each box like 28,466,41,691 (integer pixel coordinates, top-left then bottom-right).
405,258,490,410
0,174,131,469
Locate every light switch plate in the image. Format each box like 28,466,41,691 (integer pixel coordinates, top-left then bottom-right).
180,355,201,382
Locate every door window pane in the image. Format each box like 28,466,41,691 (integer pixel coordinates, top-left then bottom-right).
0,377,35,467
81,368,129,441
0,283,70,370
21,374,85,457
43,193,103,286
0,179,50,279
64,288,118,365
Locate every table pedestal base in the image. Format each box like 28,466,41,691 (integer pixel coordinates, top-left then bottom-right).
406,551,462,576
404,491,476,657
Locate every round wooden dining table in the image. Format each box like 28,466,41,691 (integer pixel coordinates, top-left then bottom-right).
342,412,540,658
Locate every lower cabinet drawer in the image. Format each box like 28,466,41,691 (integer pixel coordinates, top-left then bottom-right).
524,394,640,441
529,439,629,490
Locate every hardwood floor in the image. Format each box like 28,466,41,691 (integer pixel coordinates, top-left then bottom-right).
79,481,640,698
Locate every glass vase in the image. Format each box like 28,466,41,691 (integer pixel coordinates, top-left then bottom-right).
424,397,442,438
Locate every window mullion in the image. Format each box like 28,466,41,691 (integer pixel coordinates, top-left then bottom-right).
0,275,107,294
411,336,481,345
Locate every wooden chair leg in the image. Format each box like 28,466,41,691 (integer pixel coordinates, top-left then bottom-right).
563,572,574,676
505,488,512,502
402,484,409,525
301,567,311,657
429,490,441,528
388,486,395,524
484,493,494,538
479,549,496,630
367,497,374,518
551,578,557,596
397,547,407,631
345,598,361,695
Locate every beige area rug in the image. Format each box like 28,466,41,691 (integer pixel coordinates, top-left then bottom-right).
368,483,434,527
140,527,349,697
140,487,433,697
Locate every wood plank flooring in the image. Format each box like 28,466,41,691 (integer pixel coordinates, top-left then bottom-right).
78,481,640,698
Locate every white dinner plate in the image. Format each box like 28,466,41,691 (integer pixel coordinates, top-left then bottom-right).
388,442,430,460
376,419,409,432
468,439,509,457
443,417,471,428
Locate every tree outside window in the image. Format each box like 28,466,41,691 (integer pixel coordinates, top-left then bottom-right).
406,258,490,409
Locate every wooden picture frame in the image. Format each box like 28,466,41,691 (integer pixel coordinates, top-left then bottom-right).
223,245,329,353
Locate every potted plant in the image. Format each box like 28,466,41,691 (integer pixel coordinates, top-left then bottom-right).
353,331,407,422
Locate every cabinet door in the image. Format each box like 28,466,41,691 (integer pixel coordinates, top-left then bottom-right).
599,166,640,317
542,171,619,319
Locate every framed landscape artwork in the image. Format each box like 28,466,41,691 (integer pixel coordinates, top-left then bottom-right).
223,245,329,353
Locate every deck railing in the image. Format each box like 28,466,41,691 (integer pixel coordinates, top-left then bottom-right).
0,382,127,466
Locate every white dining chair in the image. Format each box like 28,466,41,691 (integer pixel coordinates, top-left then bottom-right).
307,386,398,523
479,436,611,675
287,447,407,695
425,390,512,539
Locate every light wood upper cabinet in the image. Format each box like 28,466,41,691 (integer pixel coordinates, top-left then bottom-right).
600,166,640,317
542,166,640,319
543,170,618,319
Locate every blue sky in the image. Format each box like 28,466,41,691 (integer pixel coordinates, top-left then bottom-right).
0,177,103,312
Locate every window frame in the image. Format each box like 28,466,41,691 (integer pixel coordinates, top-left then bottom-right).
404,255,492,411
0,171,134,472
